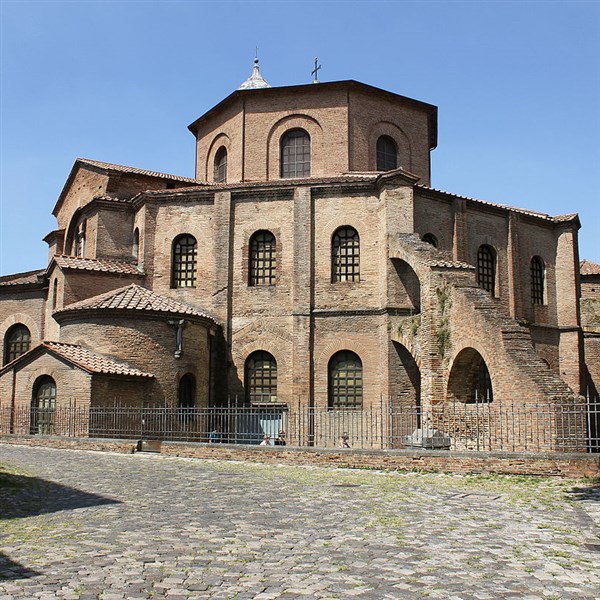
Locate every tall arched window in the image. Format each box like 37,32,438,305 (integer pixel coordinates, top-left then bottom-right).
328,351,363,410
4,324,31,365
214,147,228,183
332,227,360,282
477,245,496,296
531,256,545,305
171,235,197,288
178,374,196,409
249,231,276,286
31,376,56,435
245,351,277,403
376,135,398,171
280,129,310,178
132,228,140,263
75,220,86,258
52,279,58,311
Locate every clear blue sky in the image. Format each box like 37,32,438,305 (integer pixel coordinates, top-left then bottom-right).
1,0,598,276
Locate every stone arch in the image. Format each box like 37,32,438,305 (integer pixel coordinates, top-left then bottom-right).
447,346,494,403
266,114,323,180
232,338,289,385
389,258,421,313
368,121,412,172
1,314,41,348
65,207,86,256
205,133,231,182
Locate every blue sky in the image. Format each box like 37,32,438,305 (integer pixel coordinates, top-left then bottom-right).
1,0,599,276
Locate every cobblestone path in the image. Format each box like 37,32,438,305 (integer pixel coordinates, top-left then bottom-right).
0,444,599,599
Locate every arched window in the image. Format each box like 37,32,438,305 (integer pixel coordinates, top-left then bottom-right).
132,228,140,263
249,231,276,286
332,227,360,282
52,279,58,311
477,245,496,296
171,235,197,288
531,256,545,305
422,233,438,248
376,135,398,171
178,374,196,409
4,324,31,365
31,376,56,435
245,351,277,403
214,147,228,183
75,219,86,258
328,351,363,410
280,129,310,178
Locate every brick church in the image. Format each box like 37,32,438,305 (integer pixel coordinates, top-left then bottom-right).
1,60,598,447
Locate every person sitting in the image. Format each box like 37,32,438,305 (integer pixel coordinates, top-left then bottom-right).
259,434,271,446
338,432,351,448
274,430,287,446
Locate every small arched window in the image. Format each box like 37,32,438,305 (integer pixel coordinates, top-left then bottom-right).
249,231,276,286
280,129,310,178
75,220,86,258
245,351,277,404
477,245,496,296
531,256,545,305
132,228,140,263
214,147,228,183
52,279,58,311
376,136,398,171
332,227,360,283
178,374,196,409
422,233,438,248
328,351,363,410
4,324,31,365
31,376,56,435
171,235,197,288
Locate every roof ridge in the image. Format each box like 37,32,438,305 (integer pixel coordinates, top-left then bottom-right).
77,158,200,184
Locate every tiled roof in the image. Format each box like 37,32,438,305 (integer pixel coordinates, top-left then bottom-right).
53,256,143,275
78,158,201,184
415,184,577,224
581,260,600,276
428,259,475,270
57,284,218,323
0,269,44,287
0,342,153,378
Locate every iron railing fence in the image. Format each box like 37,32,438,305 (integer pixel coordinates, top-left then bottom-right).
1,398,599,453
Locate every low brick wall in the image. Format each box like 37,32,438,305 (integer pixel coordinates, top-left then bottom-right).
1,434,598,478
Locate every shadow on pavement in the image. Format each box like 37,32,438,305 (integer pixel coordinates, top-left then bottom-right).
0,471,121,519
0,553,41,580
566,480,600,502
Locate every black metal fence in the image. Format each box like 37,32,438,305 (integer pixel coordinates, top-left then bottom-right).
2,397,599,453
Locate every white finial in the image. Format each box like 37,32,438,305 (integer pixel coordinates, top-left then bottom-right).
238,53,271,90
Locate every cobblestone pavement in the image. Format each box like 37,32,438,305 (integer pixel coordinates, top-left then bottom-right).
0,445,599,600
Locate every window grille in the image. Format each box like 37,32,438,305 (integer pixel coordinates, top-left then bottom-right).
4,324,31,365
249,231,276,285
281,129,310,178
531,256,545,305
328,351,363,409
376,135,398,171
477,245,496,295
332,227,360,282
214,147,227,183
172,235,197,288
246,351,278,403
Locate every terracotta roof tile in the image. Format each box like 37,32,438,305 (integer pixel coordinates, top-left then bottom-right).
416,184,577,223
57,284,218,323
0,341,153,378
428,259,475,270
0,269,44,286
78,158,201,184
53,256,143,275
43,342,153,377
581,260,600,276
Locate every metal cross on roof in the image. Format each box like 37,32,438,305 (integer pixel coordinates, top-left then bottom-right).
311,57,321,83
